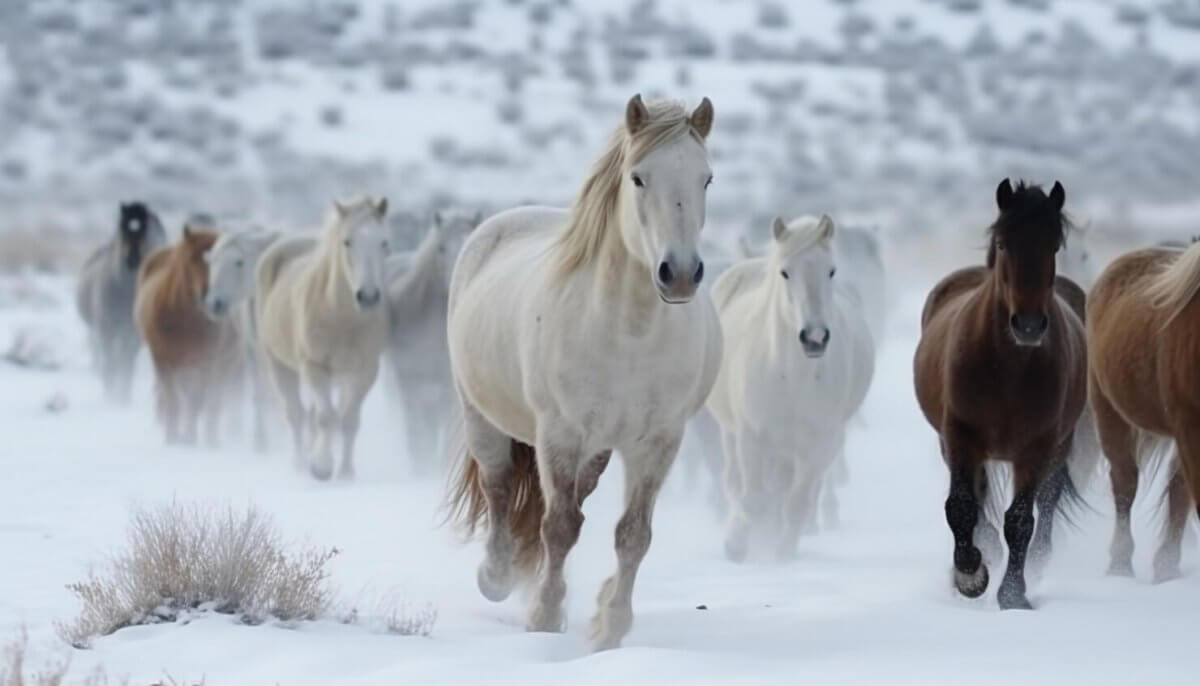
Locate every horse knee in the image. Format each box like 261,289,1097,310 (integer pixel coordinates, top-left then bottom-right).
614,511,651,561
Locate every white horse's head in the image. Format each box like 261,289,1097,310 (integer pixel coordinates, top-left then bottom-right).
769,214,838,358
432,209,483,285
203,229,278,319
331,195,390,311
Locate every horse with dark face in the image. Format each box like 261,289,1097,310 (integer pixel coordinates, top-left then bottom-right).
913,179,1089,610
76,202,168,403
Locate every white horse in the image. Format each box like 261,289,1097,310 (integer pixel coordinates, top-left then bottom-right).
706,214,875,562
445,94,721,651
384,209,481,476
256,195,395,480
202,228,281,452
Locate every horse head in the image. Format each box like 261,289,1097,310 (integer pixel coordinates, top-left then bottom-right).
769,214,838,358
332,195,390,311
988,178,1068,347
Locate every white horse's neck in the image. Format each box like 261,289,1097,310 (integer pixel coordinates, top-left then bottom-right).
584,190,664,330
312,223,356,310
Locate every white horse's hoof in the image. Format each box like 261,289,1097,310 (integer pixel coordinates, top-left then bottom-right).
525,603,565,633
310,463,333,481
476,563,514,602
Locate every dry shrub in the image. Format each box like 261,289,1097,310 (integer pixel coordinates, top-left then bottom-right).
57,502,339,648
339,592,438,638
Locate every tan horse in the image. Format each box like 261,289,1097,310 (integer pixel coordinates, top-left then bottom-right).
134,224,239,445
1087,239,1200,582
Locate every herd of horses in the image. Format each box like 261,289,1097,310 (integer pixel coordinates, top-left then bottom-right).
71,93,1200,651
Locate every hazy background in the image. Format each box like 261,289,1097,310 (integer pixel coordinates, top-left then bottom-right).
3,0,1200,274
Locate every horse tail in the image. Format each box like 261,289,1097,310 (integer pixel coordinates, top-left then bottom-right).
444,424,545,578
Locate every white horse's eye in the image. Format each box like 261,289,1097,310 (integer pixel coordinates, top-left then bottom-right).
235,259,244,268
780,270,789,280
343,239,351,248
631,173,644,188
829,268,836,279
705,175,713,189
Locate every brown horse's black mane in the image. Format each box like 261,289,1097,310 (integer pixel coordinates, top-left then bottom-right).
986,180,1071,268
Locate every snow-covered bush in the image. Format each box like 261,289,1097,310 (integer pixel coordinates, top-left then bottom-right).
56,502,339,649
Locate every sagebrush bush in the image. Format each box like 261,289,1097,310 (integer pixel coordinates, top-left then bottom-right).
57,502,339,648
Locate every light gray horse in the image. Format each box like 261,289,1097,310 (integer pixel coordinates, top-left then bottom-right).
384,209,481,475
76,201,168,403
202,228,281,452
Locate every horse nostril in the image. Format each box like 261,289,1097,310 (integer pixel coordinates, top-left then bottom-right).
693,261,704,285
658,261,674,285
821,329,831,345
799,329,809,344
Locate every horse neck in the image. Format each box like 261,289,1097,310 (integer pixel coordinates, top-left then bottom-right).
310,228,355,310
586,205,663,328
162,248,199,309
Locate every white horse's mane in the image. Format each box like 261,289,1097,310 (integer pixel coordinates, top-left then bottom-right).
555,100,706,278
770,215,834,265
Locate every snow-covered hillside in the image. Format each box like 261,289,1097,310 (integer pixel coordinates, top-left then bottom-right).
3,0,1200,244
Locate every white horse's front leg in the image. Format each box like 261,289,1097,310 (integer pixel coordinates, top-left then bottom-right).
590,431,680,651
337,358,378,480
527,425,585,634
302,363,337,481
724,428,770,562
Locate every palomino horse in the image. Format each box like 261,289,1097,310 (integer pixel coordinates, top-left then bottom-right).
76,201,167,403
134,223,239,445
1087,236,1200,582
914,179,1088,609
384,209,481,475
202,228,281,452
256,195,394,480
707,214,875,562
445,94,721,651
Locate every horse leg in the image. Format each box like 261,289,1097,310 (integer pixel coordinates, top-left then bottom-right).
526,426,585,634
460,399,522,602
1175,425,1200,525
179,374,202,446
996,458,1044,610
1153,455,1188,583
301,363,337,481
113,336,137,405
943,421,988,599
336,362,377,480
402,386,438,476
266,356,307,470
720,428,750,561
157,369,181,444
821,449,846,531
590,432,678,651
250,352,270,453
201,373,223,449
724,428,768,563
1091,381,1138,576
777,460,819,562
1027,450,1071,584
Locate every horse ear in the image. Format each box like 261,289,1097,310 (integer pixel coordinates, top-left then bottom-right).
818,213,836,240
1049,181,1065,211
771,216,787,241
690,96,714,139
334,200,347,219
625,93,649,135
375,197,388,219
996,178,1014,211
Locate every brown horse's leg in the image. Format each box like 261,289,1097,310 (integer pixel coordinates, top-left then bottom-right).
157,368,181,444
1153,455,1188,583
943,420,988,599
997,457,1046,610
526,426,584,634
1090,380,1138,576
1028,445,1073,581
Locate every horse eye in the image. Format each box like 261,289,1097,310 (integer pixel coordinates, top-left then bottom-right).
631,173,644,188
704,176,713,189
780,270,789,280
235,259,244,268
343,239,351,247
829,268,836,279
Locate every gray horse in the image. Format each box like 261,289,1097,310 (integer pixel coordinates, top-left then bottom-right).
76,201,168,403
384,209,480,475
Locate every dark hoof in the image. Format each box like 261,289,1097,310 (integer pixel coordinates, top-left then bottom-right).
998,589,1033,610
954,564,989,599
1106,560,1135,578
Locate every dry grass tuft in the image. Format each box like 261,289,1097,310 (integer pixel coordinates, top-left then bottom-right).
338,591,438,638
57,501,339,648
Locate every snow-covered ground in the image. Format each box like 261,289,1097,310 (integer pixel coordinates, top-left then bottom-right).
2,257,1198,685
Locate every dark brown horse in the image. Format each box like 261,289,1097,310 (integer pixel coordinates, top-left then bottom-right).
913,179,1088,609
134,224,239,446
1087,237,1200,582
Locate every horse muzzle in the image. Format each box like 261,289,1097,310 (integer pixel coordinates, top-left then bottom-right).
654,255,703,304
1009,312,1048,347
799,326,830,358
355,287,382,310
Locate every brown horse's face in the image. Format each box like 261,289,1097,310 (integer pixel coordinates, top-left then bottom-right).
990,179,1066,348
181,227,217,308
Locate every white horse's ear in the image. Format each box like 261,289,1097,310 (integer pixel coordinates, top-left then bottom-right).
690,96,714,139
334,200,348,218
626,93,649,135
375,197,389,219
818,214,835,240
771,217,787,241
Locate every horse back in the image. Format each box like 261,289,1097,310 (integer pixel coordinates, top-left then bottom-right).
710,258,766,314
448,205,562,316
920,266,986,330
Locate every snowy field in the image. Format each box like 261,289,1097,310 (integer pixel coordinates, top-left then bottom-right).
1,261,1198,685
